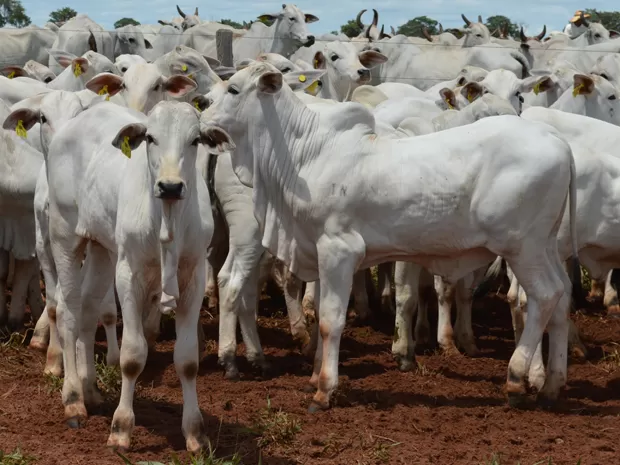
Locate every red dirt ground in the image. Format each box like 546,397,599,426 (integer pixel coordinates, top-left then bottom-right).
1,287,619,465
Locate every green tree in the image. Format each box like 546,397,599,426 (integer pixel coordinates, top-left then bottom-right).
114,17,140,28
220,18,243,29
585,9,620,31
0,0,31,27
340,19,362,38
397,16,438,37
485,15,519,37
48,7,76,24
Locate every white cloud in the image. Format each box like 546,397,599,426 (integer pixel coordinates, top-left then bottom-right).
20,0,619,34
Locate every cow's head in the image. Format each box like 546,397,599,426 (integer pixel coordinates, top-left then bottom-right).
313,41,387,89
115,54,148,75
175,4,200,30
203,62,324,186
86,64,196,113
112,101,233,209
3,91,85,150
23,60,56,83
114,25,154,56
257,4,318,47
460,13,491,47
570,73,620,124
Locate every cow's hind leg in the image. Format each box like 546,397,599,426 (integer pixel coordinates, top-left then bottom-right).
392,261,421,371
505,247,565,407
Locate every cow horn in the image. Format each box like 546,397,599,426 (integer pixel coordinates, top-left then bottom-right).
536,25,546,41
371,9,379,27
194,7,198,15
176,5,186,18
356,9,366,29
580,10,589,27
379,24,391,39
478,15,483,23
519,26,527,42
391,25,396,35
365,23,373,41
439,23,443,34
88,30,97,53
422,27,433,42
461,14,472,27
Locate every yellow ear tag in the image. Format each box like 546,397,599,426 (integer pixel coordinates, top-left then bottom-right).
306,80,318,94
313,59,318,68
73,62,82,77
298,74,307,83
182,64,188,72
15,120,27,139
98,85,110,101
445,98,454,109
572,83,584,98
467,89,474,102
533,82,541,95
121,136,132,158
194,100,201,111
188,74,194,80
7,71,15,79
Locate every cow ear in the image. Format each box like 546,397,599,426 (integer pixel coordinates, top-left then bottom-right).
192,95,210,112
3,108,41,132
1,66,29,78
573,74,594,96
460,82,485,102
203,56,221,68
359,50,388,68
257,71,283,94
439,88,458,109
72,57,89,76
257,14,278,22
284,70,325,91
163,75,198,97
144,39,153,49
201,125,235,154
48,49,78,68
609,30,620,38
112,123,147,151
235,59,254,71
313,51,326,70
85,72,124,96
520,75,555,94
304,14,319,23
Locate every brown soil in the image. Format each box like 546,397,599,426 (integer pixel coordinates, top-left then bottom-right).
1,288,619,465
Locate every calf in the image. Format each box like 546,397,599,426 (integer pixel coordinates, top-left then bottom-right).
203,61,578,410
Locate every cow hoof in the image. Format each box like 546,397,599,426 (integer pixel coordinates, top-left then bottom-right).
66,415,86,429
186,436,205,454
29,337,48,352
569,344,587,362
506,392,528,409
459,341,480,357
107,434,130,452
393,354,414,372
302,383,316,394
440,343,460,356
308,400,329,413
224,367,240,381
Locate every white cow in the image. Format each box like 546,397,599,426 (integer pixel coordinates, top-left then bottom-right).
112,25,154,60
49,14,114,75
0,26,57,68
114,54,148,75
203,61,578,410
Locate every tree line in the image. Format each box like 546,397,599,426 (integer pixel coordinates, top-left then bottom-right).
1,1,619,36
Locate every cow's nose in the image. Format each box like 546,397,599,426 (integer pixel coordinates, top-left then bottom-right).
357,68,370,79
157,181,184,199
305,35,315,46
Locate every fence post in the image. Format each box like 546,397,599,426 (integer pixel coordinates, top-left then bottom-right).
216,29,234,67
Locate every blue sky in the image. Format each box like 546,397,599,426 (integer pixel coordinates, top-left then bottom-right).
21,0,619,36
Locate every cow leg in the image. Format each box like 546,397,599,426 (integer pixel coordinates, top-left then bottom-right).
0,250,9,326
506,264,545,390
173,267,206,453
283,273,311,352
78,244,115,409
217,245,267,379
414,268,434,347
392,261,421,371
205,258,218,310
108,258,148,451
453,273,479,356
302,281,317,318
27,265,44,323
435,276,459,355
505,247,565,406
351,270,370,321
51,231,88,428
7,258,38,331
378,262,395,314
308,239,360,412
100,284,120,367
538,245,573,403
604,269,620,318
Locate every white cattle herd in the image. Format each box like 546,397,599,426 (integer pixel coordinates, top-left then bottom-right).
1,3,620,453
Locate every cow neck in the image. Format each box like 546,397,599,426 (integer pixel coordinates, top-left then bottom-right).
267,20,296,58
320,68,351,102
